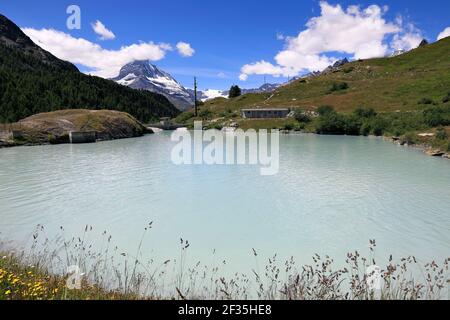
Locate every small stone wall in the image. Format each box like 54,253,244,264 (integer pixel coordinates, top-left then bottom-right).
242,109,290,119
69,131,97,144
12,130,24,140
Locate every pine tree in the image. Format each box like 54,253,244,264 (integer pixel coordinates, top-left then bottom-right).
229,85,242,98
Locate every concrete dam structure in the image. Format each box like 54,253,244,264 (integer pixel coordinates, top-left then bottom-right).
69,131,97,144
241,108,290,119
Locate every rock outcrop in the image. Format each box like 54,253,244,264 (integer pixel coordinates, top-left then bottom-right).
9,109,152,146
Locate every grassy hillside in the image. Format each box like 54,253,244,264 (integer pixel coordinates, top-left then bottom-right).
175,38,450,153
183,37,450,120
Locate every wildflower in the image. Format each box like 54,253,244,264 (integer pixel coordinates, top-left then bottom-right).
5,290,11,295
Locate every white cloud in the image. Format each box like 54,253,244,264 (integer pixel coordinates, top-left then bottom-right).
241,61,284,78
91,20,116,40
276,32,285,41
437,27,450,40
239,74,248,81
391,32,422,51
390,16,423,51
22,28,172,78
239,1,422,81
176,42,195,57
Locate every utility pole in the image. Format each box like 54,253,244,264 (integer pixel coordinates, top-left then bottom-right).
194,77,198,117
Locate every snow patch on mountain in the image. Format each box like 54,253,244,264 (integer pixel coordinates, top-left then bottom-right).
112,61,194,111
116,73,137,86
146,75,190,98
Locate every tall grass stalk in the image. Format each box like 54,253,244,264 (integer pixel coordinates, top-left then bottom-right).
1,227,449,300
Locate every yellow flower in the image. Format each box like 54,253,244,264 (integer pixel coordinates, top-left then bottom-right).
5,290,11,295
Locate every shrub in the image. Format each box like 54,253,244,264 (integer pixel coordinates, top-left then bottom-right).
199,109,212,119
443,93,450,104
360,122,372,136
402,132,418,145
294,109,311,123
177,111,195,123
317,105,335,116
353,107,377,118
343,116,362,135
338,82,349,90
315,112,346,134
371,118,389,136
283,123,295,131
418,98,434,105
435,127,448,140
208,123,223,130
47,134,56,144
343,67,354,74
328,82,349,93
423,106,450,127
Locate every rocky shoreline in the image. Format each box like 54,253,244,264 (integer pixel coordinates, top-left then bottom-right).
278,129,450,161
385,136,450,160
2,121,449,162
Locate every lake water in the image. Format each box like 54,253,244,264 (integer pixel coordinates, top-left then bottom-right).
1,133,449,277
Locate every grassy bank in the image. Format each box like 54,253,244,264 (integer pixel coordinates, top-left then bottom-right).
176,104,450,156
0,254,138,300
1,227,449,300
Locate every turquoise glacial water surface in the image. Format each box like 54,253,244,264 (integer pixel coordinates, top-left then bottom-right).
0,133,449,274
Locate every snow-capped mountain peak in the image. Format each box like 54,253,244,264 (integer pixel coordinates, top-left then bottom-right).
112,61,194,111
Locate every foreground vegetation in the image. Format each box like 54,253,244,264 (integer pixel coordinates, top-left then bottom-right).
0,255,137,300
1,226,449,300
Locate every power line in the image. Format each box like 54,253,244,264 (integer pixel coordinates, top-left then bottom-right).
194,77,198,117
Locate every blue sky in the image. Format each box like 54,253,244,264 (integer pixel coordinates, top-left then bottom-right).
1,0,449,90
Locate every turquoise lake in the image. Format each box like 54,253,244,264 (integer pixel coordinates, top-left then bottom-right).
0,133,449,275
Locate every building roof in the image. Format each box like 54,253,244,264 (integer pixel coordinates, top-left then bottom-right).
241,108,289,112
